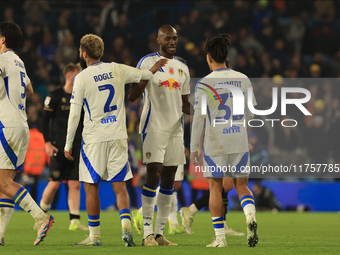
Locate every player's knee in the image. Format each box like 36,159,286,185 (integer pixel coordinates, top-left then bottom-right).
112,181,127,195
222,178,234,192
48,181,61,192
68,181,81,191
234,177,248,191
146,167,161,187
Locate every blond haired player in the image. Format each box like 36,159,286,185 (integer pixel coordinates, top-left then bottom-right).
64,34,167,246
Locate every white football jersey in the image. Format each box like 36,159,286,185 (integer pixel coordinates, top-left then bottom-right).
194,68,256,156
137,52,190,137
0,50,30,129
71,61,143,144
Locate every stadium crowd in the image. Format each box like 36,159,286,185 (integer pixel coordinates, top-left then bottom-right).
2,0,340,195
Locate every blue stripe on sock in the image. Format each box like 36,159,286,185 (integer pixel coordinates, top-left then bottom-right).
212,217,224,223
119,209,131,220
0,199,15,208
159,186,174,195
142,184,157,197
241,195,254,200
213,223,224,228
13,186,27,204
88,215,100,227
88,215,100,220
240,195,255,209
88,221,100,227
212,217,224,228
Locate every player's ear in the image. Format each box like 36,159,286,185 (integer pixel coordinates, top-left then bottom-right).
156,37,160,45
0,36,5,45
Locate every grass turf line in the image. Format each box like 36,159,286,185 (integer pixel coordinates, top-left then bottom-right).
1,211,339,255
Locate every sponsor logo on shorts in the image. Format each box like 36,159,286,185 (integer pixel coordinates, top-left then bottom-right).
146,152,151,159
53,170,60,179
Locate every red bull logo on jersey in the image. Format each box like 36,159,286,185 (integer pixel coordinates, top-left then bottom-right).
159,78,181,90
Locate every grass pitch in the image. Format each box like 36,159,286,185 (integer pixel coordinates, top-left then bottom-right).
1,211,339,254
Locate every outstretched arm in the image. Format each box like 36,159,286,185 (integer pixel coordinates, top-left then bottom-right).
128,59,168,102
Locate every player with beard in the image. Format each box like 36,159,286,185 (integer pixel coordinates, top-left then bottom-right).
129,25,193,246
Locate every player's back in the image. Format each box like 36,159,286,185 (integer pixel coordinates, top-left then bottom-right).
196,68,255,156
71,61,141,144
0,50,30,129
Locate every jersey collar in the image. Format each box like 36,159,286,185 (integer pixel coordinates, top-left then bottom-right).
214,68,230,71
0,49,14,55
89,61,103,66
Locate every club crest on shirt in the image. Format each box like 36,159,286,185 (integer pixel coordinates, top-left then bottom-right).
44,96,51,107
62,97,66,103
169,67,174,75
178,69,183,77
146,152,151,159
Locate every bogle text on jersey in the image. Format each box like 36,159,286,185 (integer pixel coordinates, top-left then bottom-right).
71,61,143,144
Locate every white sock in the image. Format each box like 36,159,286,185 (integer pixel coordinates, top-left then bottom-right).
88,215,100,239
243,204,256,222
119,209,131,231
89,226,100,239
212,216,225,240
0,199,14,238
189,203,198,216
154,186,173,236
240,195,256,222
14,187,46,225
40,201,51,212
142,184,157,239
168,191,179,226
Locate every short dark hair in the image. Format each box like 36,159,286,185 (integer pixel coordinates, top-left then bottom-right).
0,21,23,50
63,62,81,77
204,34,231,64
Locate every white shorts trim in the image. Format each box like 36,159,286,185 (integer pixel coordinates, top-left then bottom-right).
203,151,250,178
175,164,184,181
79,139,132,183
0,127,28,170
142,132,185,166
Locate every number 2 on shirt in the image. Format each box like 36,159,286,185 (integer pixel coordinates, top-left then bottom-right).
98,84,117,112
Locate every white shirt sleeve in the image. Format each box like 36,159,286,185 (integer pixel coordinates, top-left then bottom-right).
64,103,82,151
181,66,190,95
117,63,144,84
190,85,205,152
65,74,84,151
70,74,84,106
